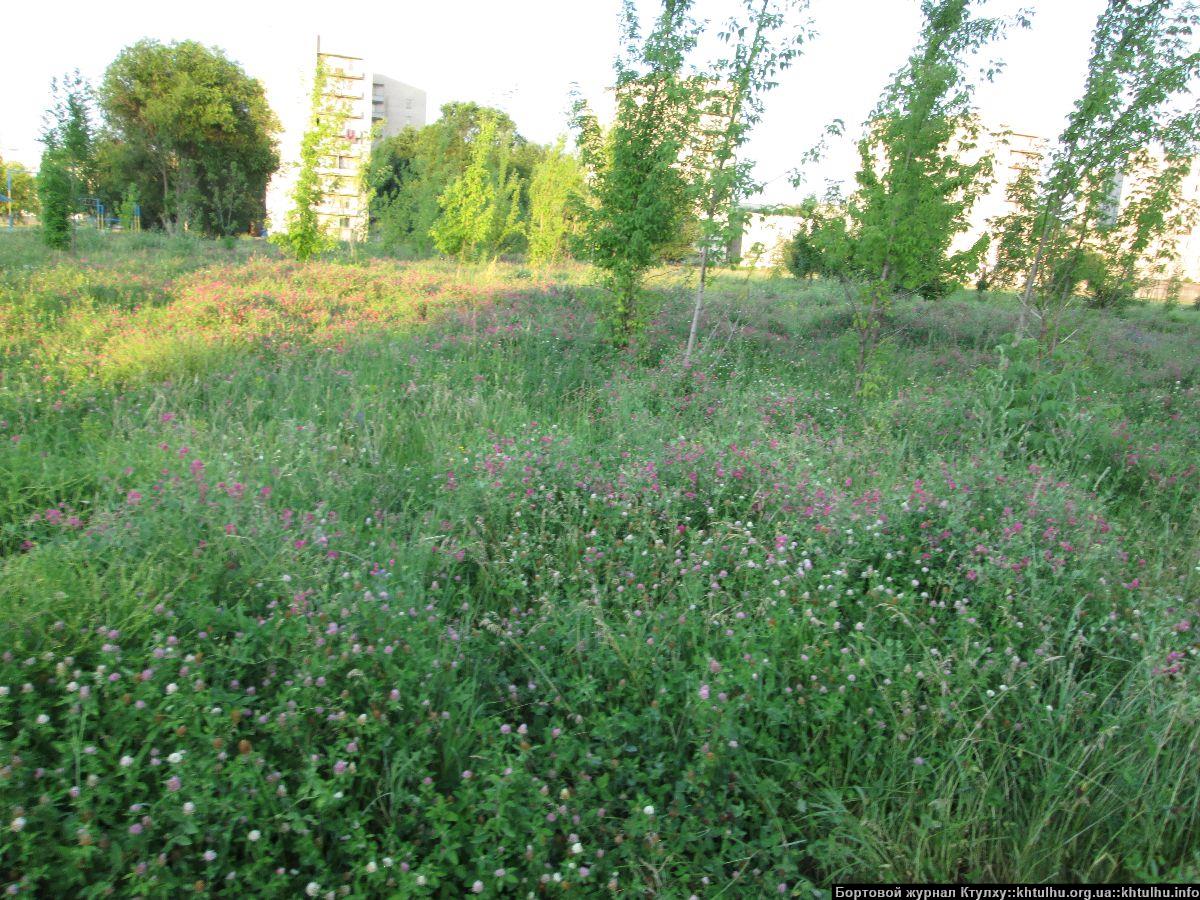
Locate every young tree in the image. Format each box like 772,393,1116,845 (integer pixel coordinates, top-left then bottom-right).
574,0,706,343
683,0,811,365
787,0,1016,392
527,139,584,267
99,40,279,235
430,113,524,261
273,60,346,260
39,71,96,249
1005,0,1200,348
37,151,73,249
42,71,96,200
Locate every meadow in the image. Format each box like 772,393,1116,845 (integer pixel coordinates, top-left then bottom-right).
1,229,1199,896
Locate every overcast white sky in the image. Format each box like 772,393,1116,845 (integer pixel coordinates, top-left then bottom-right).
1,0,1105,204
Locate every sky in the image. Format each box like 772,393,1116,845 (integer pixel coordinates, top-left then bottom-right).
1,0,1107,205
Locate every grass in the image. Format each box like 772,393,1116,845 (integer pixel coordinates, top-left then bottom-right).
1,228,1198,896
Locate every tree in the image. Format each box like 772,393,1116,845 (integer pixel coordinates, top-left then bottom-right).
683,0,810,364
38,71,97,249
787,0,1016,392
98,40,279,235
368,103,538,254
42,71,96,203
0,157,38,219
430,113,524,261
272,59,345,259
38,151,73,249
527,139,585,267
1004,0,1200,348
575,0,706,343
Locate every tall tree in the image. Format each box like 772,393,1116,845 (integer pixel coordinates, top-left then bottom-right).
1003,0,1200,348
683,0,811,364
527,139,585,267
574,0,706,343
98,40,279,235
787,0,1017,392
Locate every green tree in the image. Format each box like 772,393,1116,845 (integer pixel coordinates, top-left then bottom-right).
683,0,810,364
787,0,1016,392
1004,0,1200,348
98,39,279,235
118,182,141,231
369,103,536,254
527,139,584,267
42,71,96,202
272,60,345,259
0,157,38,219
37,150,73,249
430,113,524,261
574,0,706,343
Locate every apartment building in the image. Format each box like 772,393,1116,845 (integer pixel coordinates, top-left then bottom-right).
267,42,427,243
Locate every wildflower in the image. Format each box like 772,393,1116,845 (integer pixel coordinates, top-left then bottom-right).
305,883,321,897
166,683,178,695
643,805,655,816
571,842,583,855
248,830,261,842
182,802,196,816
698,684,710,701
365,861,377,874
415,875,427,886
472,881,484,893
166,776,182,792
10,816,26,832
913,757,926,766
168,752,184,764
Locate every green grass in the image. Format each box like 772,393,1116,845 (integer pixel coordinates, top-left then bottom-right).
1,229,1198,896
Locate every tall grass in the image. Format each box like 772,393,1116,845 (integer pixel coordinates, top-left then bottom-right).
1,230,1198,895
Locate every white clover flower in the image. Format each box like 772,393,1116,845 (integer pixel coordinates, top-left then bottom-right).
642,805,655,816
305,882,320,897
36,714,50,725
365,861,377,874
168,752,184,764
248,829,261,842
571,842,583,855
120,755,135,767
166,683,178,695
11,816,26,832
415,875,427,886
381,857,394,868
182,802,196,815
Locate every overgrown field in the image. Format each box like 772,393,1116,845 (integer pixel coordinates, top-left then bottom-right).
2,231,1199,896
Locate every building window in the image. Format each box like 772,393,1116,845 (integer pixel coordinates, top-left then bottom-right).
340,217,350,229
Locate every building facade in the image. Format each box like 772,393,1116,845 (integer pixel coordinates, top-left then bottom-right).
267,42,426,243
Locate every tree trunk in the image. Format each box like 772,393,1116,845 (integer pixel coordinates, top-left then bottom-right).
683,244,710,366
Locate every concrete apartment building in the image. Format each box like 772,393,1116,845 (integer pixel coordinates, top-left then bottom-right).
266,42,426,242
